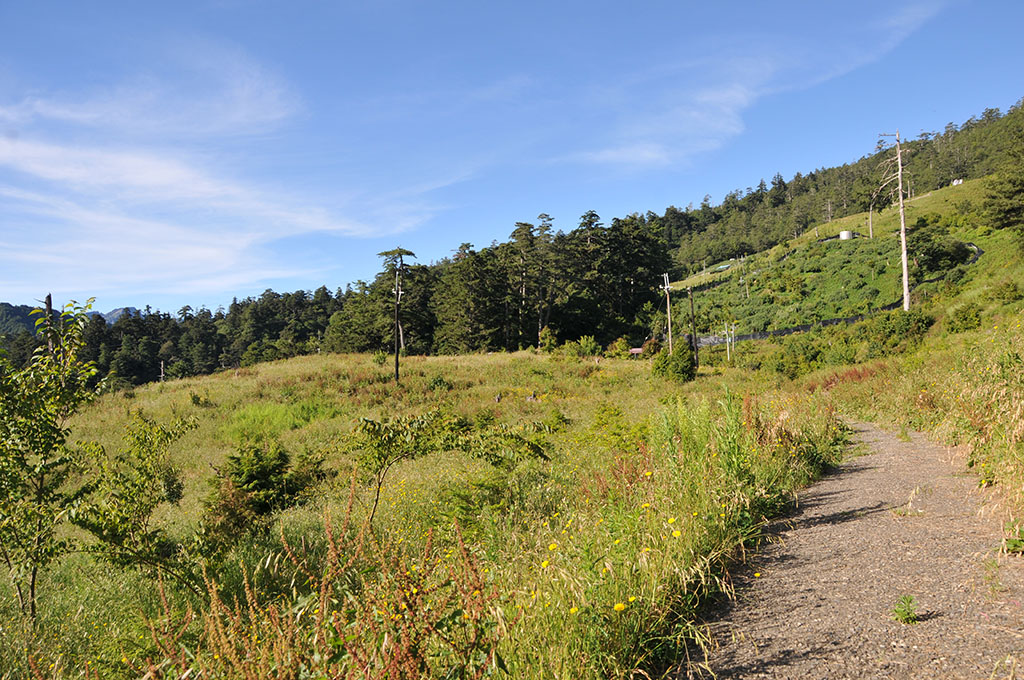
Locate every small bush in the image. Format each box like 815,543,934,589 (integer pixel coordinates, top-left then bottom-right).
604,336,631,359
204,440,326,548
429,375,454,392
538,326,558,353
853,309,934,356
947,302,982,333
652,344,696,383
372,349,388,366
989,280,1022,304
640,336,662,357
577,335,602,357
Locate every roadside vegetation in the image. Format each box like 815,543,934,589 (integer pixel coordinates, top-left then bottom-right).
2,99,1022,678
0,315,846,678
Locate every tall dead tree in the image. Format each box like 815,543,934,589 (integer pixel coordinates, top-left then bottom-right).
661,273,673,354
878,130,911,311
378,248,416,384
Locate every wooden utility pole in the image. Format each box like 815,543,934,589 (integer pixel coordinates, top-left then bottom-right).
661,274,674,354
688,286,698,369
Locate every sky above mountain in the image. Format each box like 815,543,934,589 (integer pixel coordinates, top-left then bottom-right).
1,0,1022,313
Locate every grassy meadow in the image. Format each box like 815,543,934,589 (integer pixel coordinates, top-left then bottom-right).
4,178,1022,679
0,351,847,678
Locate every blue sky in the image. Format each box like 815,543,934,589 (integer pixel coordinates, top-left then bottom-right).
1,1,1022,313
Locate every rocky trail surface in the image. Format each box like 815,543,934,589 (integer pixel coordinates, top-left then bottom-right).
689,422,1024,679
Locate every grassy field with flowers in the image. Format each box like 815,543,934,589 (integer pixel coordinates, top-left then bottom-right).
0,350,846,678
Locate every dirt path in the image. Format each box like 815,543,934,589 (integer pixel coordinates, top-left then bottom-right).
690,422,1024,679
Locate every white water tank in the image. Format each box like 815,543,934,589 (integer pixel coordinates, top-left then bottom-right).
839,230,853,240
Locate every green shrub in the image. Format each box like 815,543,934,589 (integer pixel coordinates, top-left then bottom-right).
652,344,696,383
538,326,558,353
429,374,454,391
989,280,1022,303
892,594,919,624
854,309,934,355
947,302,982,333
577,335,602,357
204,440,326,547
641,336,662,357
604,336,631,359
561,339,582,357
222,440,292,514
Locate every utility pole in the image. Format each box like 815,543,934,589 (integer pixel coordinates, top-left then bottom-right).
879,130,911,311
688,286,698,369
662,273,673,354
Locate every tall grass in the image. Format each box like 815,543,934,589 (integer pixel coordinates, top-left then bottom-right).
821,306,1024,523
1,352,846,678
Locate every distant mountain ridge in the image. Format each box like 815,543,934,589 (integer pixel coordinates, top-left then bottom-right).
89,307,140,325
0,303,138,335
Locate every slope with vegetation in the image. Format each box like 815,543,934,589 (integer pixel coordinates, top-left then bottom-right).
2,101,1022,391
675,179,986,337
1,96,1023,677
0,312,846,678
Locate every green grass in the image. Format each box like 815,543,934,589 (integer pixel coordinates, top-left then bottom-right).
675,179,996,334
1,351,847,678
5,175,1019,678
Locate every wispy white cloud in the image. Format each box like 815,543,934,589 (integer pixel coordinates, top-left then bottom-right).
571,143,672,167
0,136,379,238
0,138,233,199
758,1,947,95
0,37,443,305
0,39,299,138
0,184,319,301
877,1,947,48
565,1,943,170
561,71,760,169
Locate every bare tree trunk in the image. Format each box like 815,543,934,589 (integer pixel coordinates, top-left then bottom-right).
393,269,400,383
44,293,53,354
896,131,910,311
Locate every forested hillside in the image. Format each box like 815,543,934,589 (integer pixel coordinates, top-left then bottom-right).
1,99,1021,387
662,99,1023,270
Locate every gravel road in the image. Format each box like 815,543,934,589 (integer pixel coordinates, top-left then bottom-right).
688,422,1024,679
